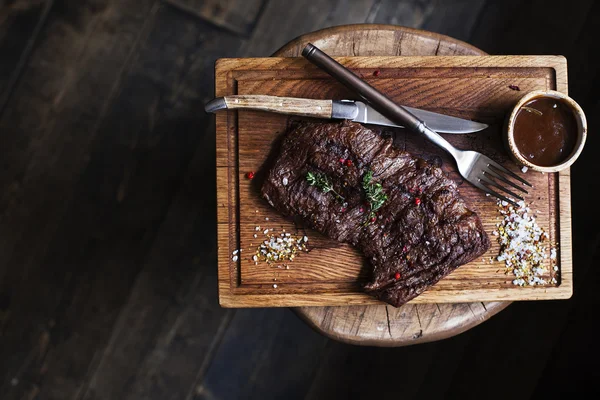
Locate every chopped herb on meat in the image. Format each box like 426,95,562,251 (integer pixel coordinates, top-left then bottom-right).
306,171,345,201
362,170,387,222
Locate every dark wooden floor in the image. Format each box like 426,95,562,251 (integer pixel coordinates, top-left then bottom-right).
1,1,599,399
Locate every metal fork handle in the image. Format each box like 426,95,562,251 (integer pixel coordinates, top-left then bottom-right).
302,43,460,157
415,121,460,158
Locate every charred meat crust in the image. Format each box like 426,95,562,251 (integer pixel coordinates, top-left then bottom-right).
261,121,490,307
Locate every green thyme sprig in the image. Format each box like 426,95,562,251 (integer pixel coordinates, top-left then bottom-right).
306,171,345,201
362,170,387,220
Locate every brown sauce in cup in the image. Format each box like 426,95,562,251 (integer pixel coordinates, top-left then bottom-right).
513,97,577,167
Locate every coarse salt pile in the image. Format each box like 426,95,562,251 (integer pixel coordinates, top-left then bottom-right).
255,230,308,266
494,200,557,286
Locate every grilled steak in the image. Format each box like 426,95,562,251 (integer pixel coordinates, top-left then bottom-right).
261,121,490,307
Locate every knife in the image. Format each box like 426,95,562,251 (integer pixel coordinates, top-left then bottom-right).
204,95,487,134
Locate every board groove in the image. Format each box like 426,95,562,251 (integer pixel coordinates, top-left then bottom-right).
215,56,572,308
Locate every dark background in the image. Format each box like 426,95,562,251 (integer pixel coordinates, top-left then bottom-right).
0,0,598,399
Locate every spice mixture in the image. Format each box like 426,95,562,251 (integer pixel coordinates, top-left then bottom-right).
494,200,558,286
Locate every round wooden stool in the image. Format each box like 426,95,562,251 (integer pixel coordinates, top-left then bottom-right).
273,24,509,346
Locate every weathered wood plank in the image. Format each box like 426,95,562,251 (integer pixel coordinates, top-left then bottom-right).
0,0,53,113
164,0,266,36
195,308,328,400
369,0,488,42
240,0,378,57
29,7,244,400
0,1,162,398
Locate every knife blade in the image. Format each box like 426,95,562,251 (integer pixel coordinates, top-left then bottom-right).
205,95,487,134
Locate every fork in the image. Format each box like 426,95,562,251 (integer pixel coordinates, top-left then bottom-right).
414,122,532,206
302,43,532,206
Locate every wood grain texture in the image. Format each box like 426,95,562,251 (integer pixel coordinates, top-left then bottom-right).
0,0,53,113
295,301,507,346
240,0,379,57
368,0,489,42
164,0,266,36
0,2,164,398
43,7,244,400
222,95,333,118
215,55,572,307
271,24,484,57
196,308,327,400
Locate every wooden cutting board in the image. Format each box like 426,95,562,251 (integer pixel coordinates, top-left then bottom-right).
215,55,572,308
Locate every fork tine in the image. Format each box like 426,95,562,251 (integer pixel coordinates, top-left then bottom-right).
484,168,528,194
473,180,519,207
479,176,524,201
487,160,532,187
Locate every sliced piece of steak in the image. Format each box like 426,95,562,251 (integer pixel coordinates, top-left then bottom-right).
261,121,490,307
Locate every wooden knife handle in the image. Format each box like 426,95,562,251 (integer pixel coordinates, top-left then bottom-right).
222,95,333,118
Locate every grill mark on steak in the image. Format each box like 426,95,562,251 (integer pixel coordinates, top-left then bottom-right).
261,121,490,307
